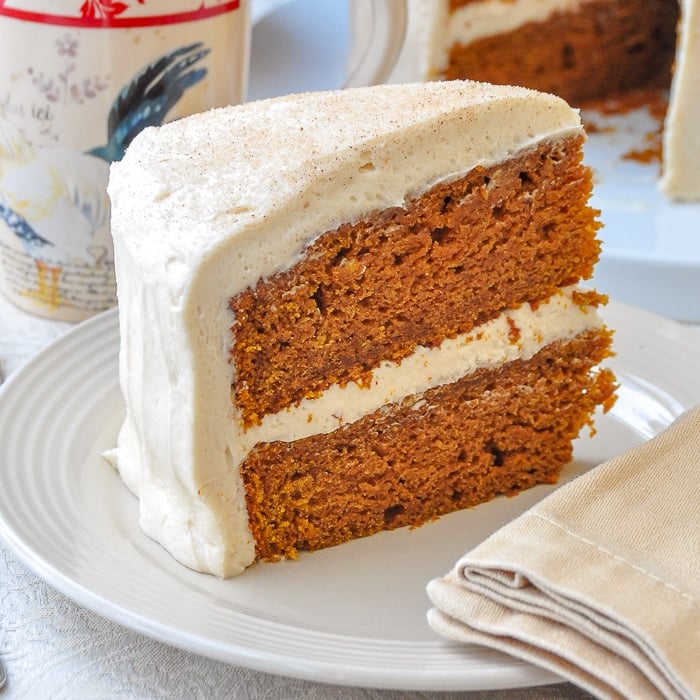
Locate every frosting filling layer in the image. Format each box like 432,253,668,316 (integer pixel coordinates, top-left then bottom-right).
244,286,603,448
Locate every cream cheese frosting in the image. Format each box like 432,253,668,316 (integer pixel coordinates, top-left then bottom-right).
108,81,589,577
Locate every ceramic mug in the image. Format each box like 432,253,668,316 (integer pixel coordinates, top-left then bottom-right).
0,0,407,322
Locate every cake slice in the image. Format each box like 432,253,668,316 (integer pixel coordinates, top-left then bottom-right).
391,0,679,105
108,80,616,577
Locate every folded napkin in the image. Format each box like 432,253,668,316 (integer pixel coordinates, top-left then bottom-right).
427,405,700,700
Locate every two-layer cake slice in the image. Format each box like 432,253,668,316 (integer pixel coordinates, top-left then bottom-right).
108,80,615,577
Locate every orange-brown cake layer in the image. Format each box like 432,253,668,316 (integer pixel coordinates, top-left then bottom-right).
442,0,679,105
242,328,616,561
230,132,600,428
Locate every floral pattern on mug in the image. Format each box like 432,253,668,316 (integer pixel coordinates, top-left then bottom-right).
27,33,110,116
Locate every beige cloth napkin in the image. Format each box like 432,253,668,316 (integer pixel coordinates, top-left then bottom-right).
427,406,700,700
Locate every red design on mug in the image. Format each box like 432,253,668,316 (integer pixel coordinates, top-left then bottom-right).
79,0,144,22
0,1,241,27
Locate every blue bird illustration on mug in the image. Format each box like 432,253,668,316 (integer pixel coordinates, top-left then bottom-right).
0,42,209,309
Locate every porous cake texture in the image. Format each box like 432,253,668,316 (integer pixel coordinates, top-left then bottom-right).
387,0,700,199
108,80,615,577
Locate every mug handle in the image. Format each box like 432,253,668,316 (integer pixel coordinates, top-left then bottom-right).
345,0,407,88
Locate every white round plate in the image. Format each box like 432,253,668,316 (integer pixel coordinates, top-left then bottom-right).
0,302,698,691
249,0,700,322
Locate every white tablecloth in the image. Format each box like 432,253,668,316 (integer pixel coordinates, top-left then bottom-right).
0,297,603,700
